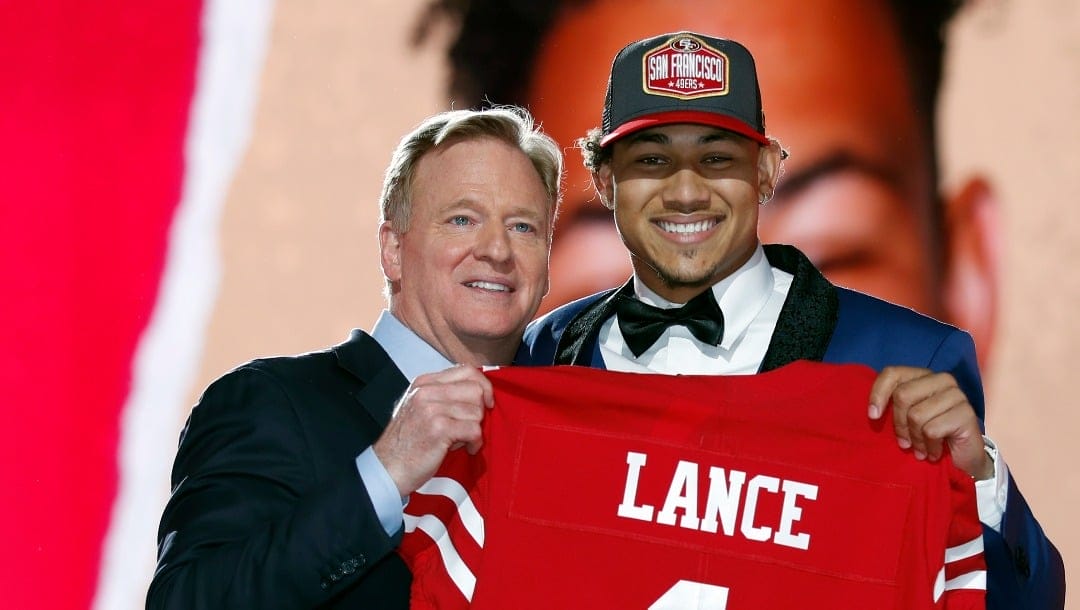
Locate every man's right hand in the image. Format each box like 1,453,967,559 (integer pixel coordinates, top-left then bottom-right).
373,365,494,497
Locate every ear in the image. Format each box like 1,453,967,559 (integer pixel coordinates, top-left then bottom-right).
591,164,616,210
941,176,1000,368
379,221,403,283
756,139,783,200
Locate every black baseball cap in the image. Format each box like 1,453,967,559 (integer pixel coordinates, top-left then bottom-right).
600,32,768,147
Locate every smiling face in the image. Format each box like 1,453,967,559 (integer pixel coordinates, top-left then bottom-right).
380,135,552,365
596,124,779,302
529,0,941,315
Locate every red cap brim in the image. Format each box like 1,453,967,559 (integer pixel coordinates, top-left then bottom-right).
601,110,769,147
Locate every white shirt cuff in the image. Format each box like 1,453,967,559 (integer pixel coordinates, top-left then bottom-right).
356,446,405,536
974,435,1009,533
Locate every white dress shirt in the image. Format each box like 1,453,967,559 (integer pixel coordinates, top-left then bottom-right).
600,244,791,375
598,243,1008,530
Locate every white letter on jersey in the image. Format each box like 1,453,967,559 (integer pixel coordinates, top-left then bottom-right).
740,474,779,542
699,467,746,535
656,460,700,529
774,479,817,550
618,451,655,521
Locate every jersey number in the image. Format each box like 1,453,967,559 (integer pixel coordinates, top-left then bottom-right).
649,580,730,609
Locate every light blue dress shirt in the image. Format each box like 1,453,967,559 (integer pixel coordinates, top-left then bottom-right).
356,310,453,536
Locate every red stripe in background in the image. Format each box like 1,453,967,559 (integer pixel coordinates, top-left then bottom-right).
0,1,202,608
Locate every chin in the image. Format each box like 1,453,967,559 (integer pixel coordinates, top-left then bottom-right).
461,321,522,342
654,266,721,289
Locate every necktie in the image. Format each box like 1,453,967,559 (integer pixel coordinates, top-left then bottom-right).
614,288,725,357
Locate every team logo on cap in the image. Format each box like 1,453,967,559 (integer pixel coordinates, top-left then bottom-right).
642,34,728,98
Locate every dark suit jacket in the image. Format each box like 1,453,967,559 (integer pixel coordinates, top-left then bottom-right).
519,244,1065,610
147,330,412,610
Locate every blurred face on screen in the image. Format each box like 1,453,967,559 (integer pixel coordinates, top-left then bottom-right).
526,0,996,362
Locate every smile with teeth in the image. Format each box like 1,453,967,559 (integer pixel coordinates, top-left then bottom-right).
466,280,510,292
656,218,718,235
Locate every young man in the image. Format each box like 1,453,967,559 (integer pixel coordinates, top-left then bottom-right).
147,106,561,609
520,32,1064,609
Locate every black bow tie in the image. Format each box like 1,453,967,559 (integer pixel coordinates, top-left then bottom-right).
614,289,725,357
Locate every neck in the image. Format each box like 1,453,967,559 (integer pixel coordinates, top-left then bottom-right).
439,336,518,367
388,306,521,367
633,244,759,304
633,263,725,305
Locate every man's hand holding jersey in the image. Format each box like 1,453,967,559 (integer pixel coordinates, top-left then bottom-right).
868,366,994,481
374,365,495,497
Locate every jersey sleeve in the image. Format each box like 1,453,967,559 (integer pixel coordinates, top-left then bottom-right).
399,448,487,610
939,462,987,609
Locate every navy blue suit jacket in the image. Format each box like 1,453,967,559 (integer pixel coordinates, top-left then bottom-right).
147,330,411,610
519,244,1064,609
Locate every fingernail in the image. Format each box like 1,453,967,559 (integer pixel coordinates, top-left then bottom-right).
897,437,911,449
914,450,926,460
868,404,881,419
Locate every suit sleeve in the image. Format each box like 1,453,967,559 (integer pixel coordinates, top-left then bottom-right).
929,331,1065,610
146,366,403,610
942,461,987,609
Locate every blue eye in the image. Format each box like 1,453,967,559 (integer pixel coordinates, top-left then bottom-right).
450,215,471,226
511,222,534,233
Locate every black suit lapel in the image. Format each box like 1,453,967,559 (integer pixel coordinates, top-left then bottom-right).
554,281,632,365
333,329,409,428
758,244,839,372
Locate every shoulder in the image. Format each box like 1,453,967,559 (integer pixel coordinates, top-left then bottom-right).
188,349,331,425
241,329,393,390
217,345,340,395
834,287,961,340
830,287,979,372
764,241,961,345
190,332,378,429
528,292,607,337
519,291,610,364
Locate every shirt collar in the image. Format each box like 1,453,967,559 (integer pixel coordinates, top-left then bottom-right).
371,310,453,382
631,243,775,349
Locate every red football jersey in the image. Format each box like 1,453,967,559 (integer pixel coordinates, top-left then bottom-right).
399,361,986,609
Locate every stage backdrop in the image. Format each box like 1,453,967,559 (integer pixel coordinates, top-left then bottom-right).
2,1,1076,608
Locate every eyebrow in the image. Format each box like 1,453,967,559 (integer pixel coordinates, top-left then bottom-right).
510,204,550,222
624,131,671,146
772,150,901,204
434,201,543,229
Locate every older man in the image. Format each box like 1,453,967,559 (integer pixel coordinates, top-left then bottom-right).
147,106,561,609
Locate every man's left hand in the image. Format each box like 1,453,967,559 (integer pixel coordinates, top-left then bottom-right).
868,366,993,480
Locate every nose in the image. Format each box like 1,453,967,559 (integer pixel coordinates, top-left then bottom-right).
474,222,512,264
661,168,710,212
